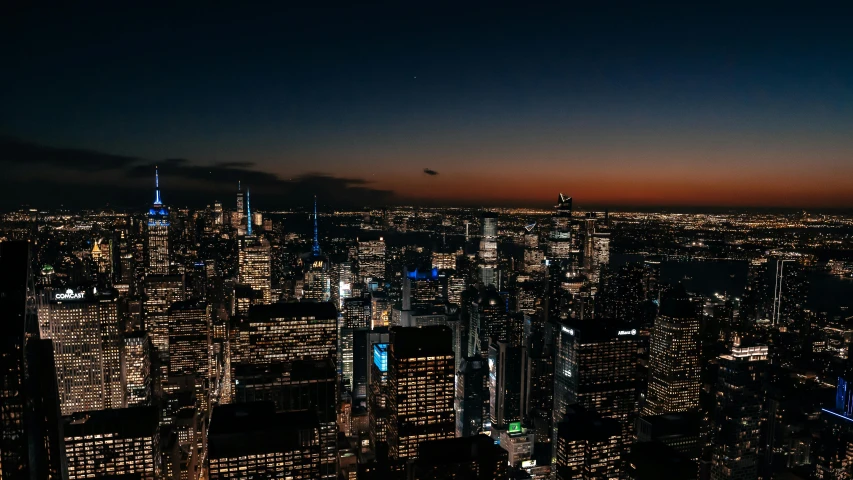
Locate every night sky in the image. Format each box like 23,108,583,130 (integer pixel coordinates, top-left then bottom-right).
1,5,852,209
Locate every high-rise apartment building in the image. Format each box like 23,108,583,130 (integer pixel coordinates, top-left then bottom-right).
552,320,640,453
37,287,124,415
64,406,161,480
387,326,455,459
710,344,769,480
643,287,700,416
146,167,170,275
238,234,272,304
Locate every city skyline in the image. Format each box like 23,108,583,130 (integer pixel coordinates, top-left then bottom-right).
2,5,853,209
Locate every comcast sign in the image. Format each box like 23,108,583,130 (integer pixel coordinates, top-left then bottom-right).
54,289,85,301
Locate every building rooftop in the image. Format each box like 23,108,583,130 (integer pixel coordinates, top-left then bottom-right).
248,301,337,320
390,325,454,358
64,406,159,439
208,402,319,459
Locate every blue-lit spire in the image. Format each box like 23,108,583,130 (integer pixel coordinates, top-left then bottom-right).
246,188,252,235
312,195,320,256
154,166,162,205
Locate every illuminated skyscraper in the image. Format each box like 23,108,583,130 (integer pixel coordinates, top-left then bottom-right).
146,167,170,275
303,198,331,302
233,181,244,229
387,326,455,460
552,321,640,454
168,301,212,412
358,236,386,282
549,193,572,260
479,212,499,287
232,302,338,366
369,343,390,451
555,404,623,480
488,340,528,430
64,406,161,480
710,345,769,480
37,287,124,415
143,274,186,354
643,287,700,416
124,331,152,407
238,234,272,304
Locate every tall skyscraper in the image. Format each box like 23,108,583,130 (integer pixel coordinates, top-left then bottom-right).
0,241,32,479
123,331,152,407
710,344,769,480
143,274,185,354
233,181,245,229
643,287,700,416
369,343,390,451
549,193,572,260
303,197,331,302
554,404,623,480
358,236,386,282
488,340,528,431
238,235,272,304
387,326,455,460
167,301,212,412
456,356,490,437
414,435,509,480
479,212,499,287
64,406,161,480
552,320,640,454
146,167,170,275
37,287,124,415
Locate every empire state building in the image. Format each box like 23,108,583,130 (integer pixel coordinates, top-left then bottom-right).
146,167,170,275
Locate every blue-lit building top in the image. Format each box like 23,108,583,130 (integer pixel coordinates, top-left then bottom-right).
148,167,170,227
406,267,439,280
373,343,388,373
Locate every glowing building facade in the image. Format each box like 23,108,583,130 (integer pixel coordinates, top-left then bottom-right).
146,167,170,275
38,287,124,415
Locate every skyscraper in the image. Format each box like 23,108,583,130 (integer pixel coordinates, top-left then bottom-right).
552,320,640,453
710,344,769,480
643,286,700,416
303,197,331,302
456,356,490,437
233,181,245,229
479,212,499,287
146,167,170,275
0,241,32,479
358,236,386,282
488,340,528,431
387,326,455,460
369,343,390,451
238,234,272,304
64,406,161,480
414,435,509,480
554,404,623,480
232,302,338,366
549,193,572,260
37,287,124,415
143,274,185,354
123,331,153,407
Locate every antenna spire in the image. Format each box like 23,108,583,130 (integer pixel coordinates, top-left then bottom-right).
312,195,320,255
246,188,252,235
154,166,162,205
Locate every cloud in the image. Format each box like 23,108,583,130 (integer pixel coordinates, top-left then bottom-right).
0,137,139,171
0,138,395,209
423,168,439,176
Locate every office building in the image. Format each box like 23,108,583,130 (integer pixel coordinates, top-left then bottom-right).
500,424,536,468
554,404,622,480
0,241,32,478
25,338,66,480
488,340,529,430
146,167,170,274
37,287,123,415
643,286,700,416
369,343,391,451
548,193,572,260
456,356,490,437
402,266,444,309
358,236,386,282
552,320,640,451
238,234,272,304
143,274,185,353
387,326,456,459
208,402,320,480
636,411,702,461
124,331,153,407
479,212,499,287
710,344,769,480
64,406,160,480
353,328,390,400
232,302,337,366
431,251,457,271
414,435,509,480
371,291,392,329
625,440,698,480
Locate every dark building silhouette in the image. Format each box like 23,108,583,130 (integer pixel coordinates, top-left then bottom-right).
625,440,698,480
414,435,509,479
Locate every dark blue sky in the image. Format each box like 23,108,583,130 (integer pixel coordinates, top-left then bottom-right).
1,4,852,208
